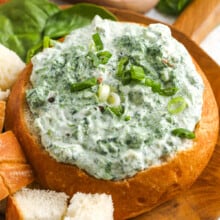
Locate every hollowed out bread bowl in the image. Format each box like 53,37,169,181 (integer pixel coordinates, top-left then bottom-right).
5,19,219,219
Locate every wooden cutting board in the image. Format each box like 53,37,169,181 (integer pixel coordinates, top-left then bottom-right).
0,1,219,220
107,0,220,219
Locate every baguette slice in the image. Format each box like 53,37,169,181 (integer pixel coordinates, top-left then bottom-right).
6,188,69,220
65,192,114,220
0,131,34,201
5,56,219,219
0,131,26,163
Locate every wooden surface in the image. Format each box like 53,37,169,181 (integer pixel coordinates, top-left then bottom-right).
174,0,220,44
1,2,220,220
107,4,220,220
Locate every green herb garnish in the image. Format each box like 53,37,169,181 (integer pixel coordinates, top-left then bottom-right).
167,96,187,114
172,128,195,139
92,32,103,51
105,106,124,117
97,51,112,64
71,77,98,92
144,78,177,97
117,56,129,77
159,87,178,96
124,115,131,121
130,65,145,81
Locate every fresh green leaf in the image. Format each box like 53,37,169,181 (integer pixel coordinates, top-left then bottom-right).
172,128,195,139
44,3,117,39
92,32,104,51
167,96,187,114
71,77,98,92
0,0,60,61
26,40,44,63
156,0,192,15
43,36,51,49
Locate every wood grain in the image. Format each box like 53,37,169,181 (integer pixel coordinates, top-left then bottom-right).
173,0,220,44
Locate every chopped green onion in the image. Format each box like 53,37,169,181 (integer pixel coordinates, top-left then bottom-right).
105,106,124,117
97,51,112,64
107,92,121,107
124,115,131,121
117,56,129,77
144,78,161,93
71,77,97,92
92,32,103,51
130,65,145,81
172,128,195,139
144,78,177,96
167,96,187,114
43,36,51,49
87,51,100,67
98,84,110,102
159,87,178,96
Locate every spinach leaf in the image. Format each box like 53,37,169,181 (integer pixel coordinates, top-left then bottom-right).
156,0,192,15
0,0,60,61
44,3,117,39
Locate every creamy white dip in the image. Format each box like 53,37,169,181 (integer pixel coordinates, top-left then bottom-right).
26,16,204,180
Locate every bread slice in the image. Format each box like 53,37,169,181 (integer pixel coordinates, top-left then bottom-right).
0,131,34,201
6,188,69,220
0,131,26,163
65,192,114,220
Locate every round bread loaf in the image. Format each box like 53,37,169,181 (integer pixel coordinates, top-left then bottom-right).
5,22,219,220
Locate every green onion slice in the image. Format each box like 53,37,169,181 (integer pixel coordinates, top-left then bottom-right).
97,51,112,64
167,96,187,114
117,56,129,77
105,105,124,117
71,77,98,92
159,87,178,96
130,65,145,81
172,128,195,139
92,32,104,51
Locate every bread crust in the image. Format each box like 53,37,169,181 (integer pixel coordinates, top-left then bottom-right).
0,101,5,132
5,58,219,219
6,196,23,220
0,131,34,201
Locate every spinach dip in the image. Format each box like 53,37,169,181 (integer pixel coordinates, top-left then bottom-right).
26,16,204,180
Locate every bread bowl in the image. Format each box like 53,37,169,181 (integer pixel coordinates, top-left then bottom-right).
5,16,219,219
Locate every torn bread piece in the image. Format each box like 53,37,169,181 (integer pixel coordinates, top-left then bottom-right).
0,43,25,101
6,189,114,220
6,188,69,220
64,192,114,220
